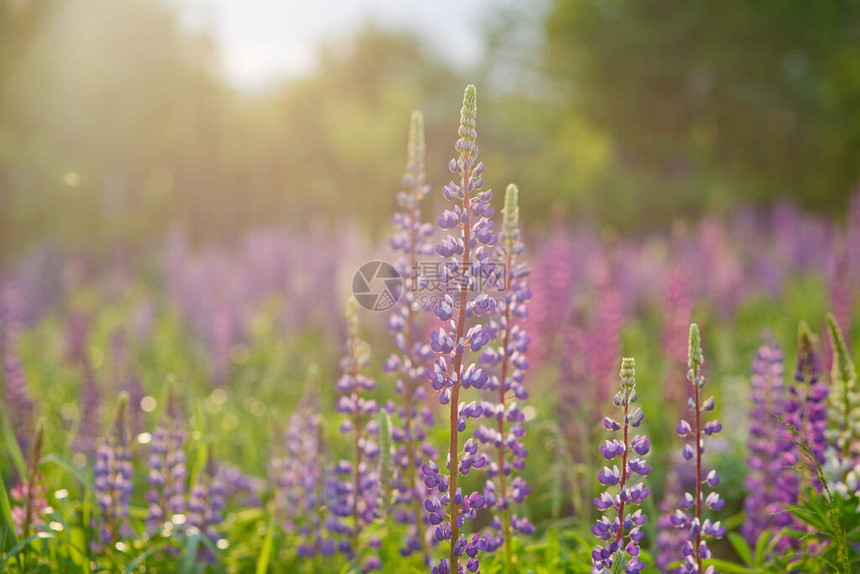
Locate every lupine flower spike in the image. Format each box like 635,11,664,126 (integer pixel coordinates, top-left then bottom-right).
671,324,724,574
478,183,533,572
93,393,133,549
423,84,495,574
385,110,436,559
824,313,859,496
146,384,187,534
782,322,827,492
187,445,226,560
742,334,790,547
336,298,381,569
591,358,649,574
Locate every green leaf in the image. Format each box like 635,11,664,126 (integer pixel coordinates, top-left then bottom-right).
545,528,560,566
0,534,39,571
256,516,275,574
124,541,168,574
728,532,752,566
0,480,17,555
179,533,202,574
0,409,27,480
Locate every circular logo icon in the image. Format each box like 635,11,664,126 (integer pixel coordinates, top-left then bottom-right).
352,261,403,312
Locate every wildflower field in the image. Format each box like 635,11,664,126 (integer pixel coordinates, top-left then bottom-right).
1,80,860,574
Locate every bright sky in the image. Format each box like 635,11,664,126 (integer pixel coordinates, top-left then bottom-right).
176,0,497,90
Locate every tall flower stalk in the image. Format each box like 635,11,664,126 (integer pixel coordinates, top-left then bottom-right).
591,358,650,574
671,324,724,573
742,334,789,546
146,385,187,533
385,110,435,558
824,313,859,496
335,298,380,567
478,184,533,572
423,84,496,574
93,394,133,549
187,446,226,560
782,322,827,490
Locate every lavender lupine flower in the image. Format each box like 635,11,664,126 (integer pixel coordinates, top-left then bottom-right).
823,313,860,496
187,447,226,558
422,84,495,574
781,322,828,486
0,278,35,451
671,324,725,574
93,394,133,549
269,367,342,557
146,386,187,533
655,469,688,573
477,184,533,571
742,335,790,546
384,110,436,559
336,298,380,567
590,358,650,574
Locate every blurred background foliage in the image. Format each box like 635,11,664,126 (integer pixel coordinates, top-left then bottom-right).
1,0,859,260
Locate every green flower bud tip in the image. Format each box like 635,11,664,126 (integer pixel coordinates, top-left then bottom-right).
306,364,320,384
620,357,635,380
378,411,392,467
797,320,815,349
458,84,477,143
164,380,181,419
609,550,625,574
408,110,425,164
346,297,359,336
28,418,45,473
115,392,129,425
503,184,520,230
688,323,703,368
826,313,856,389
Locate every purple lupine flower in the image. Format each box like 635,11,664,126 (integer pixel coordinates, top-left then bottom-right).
671,324,724,574
422,84,495,574
269,367,337,555
782,322,828,481
476,184,534,570
146,386,187,533
384,110,437,559
590,358,649,574
0,278,35,451
742,334,791,546
662,265,692,415
93,394,133,549
336,299,380,564
187,448,226,560
655,469,688,573
218,464,264,506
